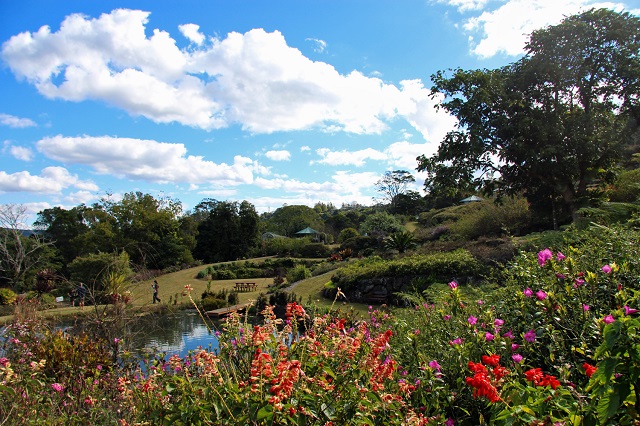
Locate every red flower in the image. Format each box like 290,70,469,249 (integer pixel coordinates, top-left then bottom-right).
482,354,500,367
583,362,597,378
525,367,561,389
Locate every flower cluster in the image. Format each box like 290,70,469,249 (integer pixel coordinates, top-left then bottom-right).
524,367,561,389
465,355,508,402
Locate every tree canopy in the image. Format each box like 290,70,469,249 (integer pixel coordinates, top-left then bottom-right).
418,9,640,222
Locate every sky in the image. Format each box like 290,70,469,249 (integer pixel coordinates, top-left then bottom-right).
1,0,639,226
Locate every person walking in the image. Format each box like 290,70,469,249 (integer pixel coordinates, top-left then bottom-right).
152,280,161,304
76,282,87,310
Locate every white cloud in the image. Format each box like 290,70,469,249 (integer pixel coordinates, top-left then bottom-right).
300,146,311,152
265,150,291,161
0,113,36,128
1,9,453,141
314,147,387,167
36,135,256,186
436,0,491,12
461,0,630,58
306,37,327,53
10,145,34,161
179,23,205,45
65,190,98,205
0,166,98,194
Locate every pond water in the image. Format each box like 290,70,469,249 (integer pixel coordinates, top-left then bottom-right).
130,309,221,358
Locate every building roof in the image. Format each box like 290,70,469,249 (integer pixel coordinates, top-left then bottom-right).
460,195,483,203
295,227,319,235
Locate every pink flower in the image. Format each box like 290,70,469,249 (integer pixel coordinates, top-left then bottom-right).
51,383,64,393
511,343,520,351
445,419,455,426
556,252,566,261
574,278,585,288
538,248,553,266
494,318,504,328
523,288,533,298
624,306,639,316
512,354,523,363
449,338,463,346
485,332,494,341
468,316,478,325
602,264,612,274
583,304,590,311
477,299,484,305
428,360,441,371
602,315,615,324
535,290,547,300
448,281,458,289
502,330,514,339
524,329,536,342
443,315,451,321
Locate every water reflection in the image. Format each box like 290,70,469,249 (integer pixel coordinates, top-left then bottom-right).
132,309,220,358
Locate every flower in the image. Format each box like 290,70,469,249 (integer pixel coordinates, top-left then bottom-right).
477,299,484,305
525,368,560,389
485,332,494,341
482,354,500,366
511,343,520,351
184,284,193,292
535,290,547,300
574,278,585,287
448,281,458,289
524,329,536,343
601,264,612,274
51,383,64,393
538,248,553,266
523,288,533,298
468,316,478,325
512,354,523,363
583,304,590,311
556,252,566,261
602,314,615,324
502,330,514,339
494,318,504,328
583,362,597,378
443,315,451,321
428,360,441,371
449,338,463,346
445,419,455,426
624,306,639,316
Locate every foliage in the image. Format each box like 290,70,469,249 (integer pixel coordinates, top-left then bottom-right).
337,227,360,243
0,287,17,305
418,9,640,220
264,204,324,237
285,264,311,284
383,231,417,254
359,211,404,237
0,204,56,289
67,251,133,298
194,199,261,263
374,170,416,209
330,249,482,290
447,197,531,239
609,168,640,202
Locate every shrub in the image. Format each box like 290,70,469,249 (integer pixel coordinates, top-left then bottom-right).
337,227,360,243
297,243,332,258
0,287,17,305
212,269,236,280
286,264,311,284
201,295,227,311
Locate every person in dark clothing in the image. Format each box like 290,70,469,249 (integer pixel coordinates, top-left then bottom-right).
152,280,161,304
76,282,87,309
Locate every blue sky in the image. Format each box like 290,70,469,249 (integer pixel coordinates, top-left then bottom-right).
2,0,639,225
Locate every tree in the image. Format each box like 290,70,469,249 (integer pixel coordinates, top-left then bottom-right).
375,170,416,209
359,211,404,237
0,204,55,289
34,205,90,267
418,9,640,222
265,205,324,237
384,231,417,254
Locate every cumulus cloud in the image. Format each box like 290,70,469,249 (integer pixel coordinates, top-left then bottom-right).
36,135,256,186
314,147,387,167
1,9,453,141
0,113,36,128
436,0,491,12
0,166,98,194
10,145,34,161
460,0,630,58
265,150,291,161
179,23,205,45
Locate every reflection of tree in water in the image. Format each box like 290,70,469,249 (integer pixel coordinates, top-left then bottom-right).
132,310,219,357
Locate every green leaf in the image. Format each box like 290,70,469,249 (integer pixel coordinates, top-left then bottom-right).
597,391,620,423
256,405,274,421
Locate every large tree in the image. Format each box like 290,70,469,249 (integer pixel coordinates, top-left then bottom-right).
418,9,640,222
375,170,416,209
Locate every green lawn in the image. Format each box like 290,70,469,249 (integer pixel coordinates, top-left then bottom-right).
1,258,372,323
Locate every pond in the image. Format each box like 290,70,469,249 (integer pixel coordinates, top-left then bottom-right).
131,309,221,358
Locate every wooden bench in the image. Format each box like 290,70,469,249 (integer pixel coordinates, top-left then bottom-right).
234,282,257,292
366,293,387,304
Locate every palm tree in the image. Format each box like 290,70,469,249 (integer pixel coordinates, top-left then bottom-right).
384,231,417,254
